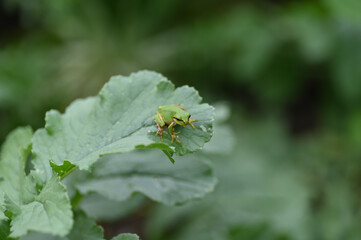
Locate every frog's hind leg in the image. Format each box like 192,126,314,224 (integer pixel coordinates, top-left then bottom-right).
176,103,186,110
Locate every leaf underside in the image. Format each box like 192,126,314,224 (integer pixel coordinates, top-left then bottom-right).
76,150,217,205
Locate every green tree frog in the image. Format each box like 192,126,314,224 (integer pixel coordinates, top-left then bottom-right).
154,103,197,144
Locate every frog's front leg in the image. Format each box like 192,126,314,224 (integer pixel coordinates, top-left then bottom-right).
155,122,168,142
154,113,167,142
189,119,197,128
168,122,181,144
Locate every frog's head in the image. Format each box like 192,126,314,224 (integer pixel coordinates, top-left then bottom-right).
173,111,190,127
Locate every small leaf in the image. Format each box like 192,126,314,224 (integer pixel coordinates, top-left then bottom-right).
76,150,217,205
32,71,214,183
50,161,77,180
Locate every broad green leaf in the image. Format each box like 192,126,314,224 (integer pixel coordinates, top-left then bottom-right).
32,71,214,183
112,233,139,240
0,127,73,238
76,150,217,205
10,175,73,237
0,127,35,210
20,211,138,240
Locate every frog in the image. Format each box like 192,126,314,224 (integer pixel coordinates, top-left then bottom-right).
154,103,197,144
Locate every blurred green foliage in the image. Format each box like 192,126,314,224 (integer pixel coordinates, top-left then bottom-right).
1,0,361,239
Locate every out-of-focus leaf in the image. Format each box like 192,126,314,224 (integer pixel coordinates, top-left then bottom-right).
212,102,231,123
323,0,361,24
0,193,7,221
32,71,214,183
76,150,217,206
147,118,311,240
0,221,11,239
331,31,361,102
283,4,333,62
293,134,361,240
202,124,235,154
79,193,145,221
20,232,65,240
347,110,361,147
66,211,104,240
112,233,139,240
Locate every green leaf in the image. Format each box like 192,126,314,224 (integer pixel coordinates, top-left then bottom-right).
76,150,217,205
0,193,7,221
202,124,235,154
50,160,77,180
111,233,139,240
19,232,64,240
10,175,73,238
66,211,103,240
0,221,11,240
32,71,214,183
146,118,311,240
20,211,138,240
79,193,145,221
0,127,73,238
0,127,35,210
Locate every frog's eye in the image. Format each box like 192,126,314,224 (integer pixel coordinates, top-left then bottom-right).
174,117,184,123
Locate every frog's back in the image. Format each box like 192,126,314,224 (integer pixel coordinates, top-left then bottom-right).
159,104,187,122
159,104,186,114
157,105,175,122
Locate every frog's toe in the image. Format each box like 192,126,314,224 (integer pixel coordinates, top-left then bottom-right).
189,119,197,128
171,138,180,144
171,133,181,144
